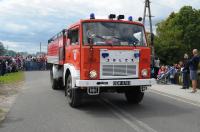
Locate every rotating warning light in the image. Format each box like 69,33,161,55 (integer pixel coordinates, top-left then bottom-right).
128,16,133,21
90,13,95,19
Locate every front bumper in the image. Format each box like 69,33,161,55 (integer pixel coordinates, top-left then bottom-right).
76,78,155,87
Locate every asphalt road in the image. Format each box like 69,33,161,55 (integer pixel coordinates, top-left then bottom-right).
0,71,200,132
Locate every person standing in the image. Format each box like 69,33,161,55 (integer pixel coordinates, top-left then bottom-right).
189,49,199,93
169,65,176,84
0,59,2,76
181,54,190,89
154,57,160,78
1,59,6,76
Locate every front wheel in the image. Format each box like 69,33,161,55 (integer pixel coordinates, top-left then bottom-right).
125,87,144,104
65,74,81,107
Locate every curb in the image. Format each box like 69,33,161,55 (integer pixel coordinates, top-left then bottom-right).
150,89,200,107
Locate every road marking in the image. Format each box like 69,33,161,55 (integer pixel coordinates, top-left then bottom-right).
100,98,158,132
150,90,200,108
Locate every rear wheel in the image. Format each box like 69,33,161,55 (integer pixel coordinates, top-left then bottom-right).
65,74,81,107
125,87,144,104
50,69,59,90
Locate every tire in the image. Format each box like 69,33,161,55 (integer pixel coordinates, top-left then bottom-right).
58,78,64,90
50,69,59,90
125,87,144,104
65,74,81,107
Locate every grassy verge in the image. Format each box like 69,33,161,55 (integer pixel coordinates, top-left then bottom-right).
0,71,24,84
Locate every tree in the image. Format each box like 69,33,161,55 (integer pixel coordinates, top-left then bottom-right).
0,42,5,56
7,50,17,57
155,6,200,64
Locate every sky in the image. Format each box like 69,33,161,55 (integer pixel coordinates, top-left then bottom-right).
0,0,200,54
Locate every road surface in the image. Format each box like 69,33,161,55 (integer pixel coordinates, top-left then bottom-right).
0,71,200,132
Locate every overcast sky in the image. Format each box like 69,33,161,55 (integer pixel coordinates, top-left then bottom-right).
0,0,200,53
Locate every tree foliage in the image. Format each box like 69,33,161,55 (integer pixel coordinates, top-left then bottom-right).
0,42,17,56
7,50,17,57
155,6,200,64
0,42,5,56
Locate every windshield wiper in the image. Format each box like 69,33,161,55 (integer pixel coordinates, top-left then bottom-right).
131,41,137,47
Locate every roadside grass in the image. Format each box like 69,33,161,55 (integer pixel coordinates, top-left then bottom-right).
0,71,24,84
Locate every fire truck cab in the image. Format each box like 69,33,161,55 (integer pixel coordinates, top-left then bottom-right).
47,14,154,107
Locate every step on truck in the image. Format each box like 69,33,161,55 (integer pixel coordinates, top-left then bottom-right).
47,14,154,107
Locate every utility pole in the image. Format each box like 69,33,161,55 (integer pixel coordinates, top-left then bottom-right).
143,0,155,60
40,42,41,54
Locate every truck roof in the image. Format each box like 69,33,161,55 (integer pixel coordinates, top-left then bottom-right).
48,19,144,44
68,19,144,29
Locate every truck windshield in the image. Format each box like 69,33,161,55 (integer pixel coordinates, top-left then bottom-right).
83,22,147,46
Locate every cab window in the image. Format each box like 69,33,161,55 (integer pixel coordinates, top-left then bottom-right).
68,29,79,45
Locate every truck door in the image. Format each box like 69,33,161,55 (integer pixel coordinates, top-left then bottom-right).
58,31,66,64
65,27,80,69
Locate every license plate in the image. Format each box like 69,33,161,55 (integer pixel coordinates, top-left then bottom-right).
113,81,131,86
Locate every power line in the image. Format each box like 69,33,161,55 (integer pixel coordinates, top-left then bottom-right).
40,42,41,54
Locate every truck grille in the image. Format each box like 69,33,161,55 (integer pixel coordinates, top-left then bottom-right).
102,64,137,77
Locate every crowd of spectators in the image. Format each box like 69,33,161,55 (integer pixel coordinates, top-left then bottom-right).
0,55,47,76
24,55,47,71
153,49,200,92
154,62,183,84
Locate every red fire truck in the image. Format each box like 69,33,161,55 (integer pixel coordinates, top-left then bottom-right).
47,14,154,107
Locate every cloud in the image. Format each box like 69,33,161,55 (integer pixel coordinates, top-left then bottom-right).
4,23,28,33
1,40,47,54
0,0,200,53
152,0,200,19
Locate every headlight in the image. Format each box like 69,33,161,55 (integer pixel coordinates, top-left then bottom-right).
89,70,97,79
141,69,148,77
